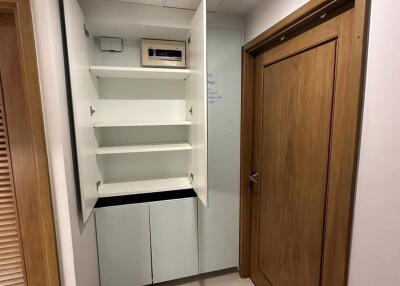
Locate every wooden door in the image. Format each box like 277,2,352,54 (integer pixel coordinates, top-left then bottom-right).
0,3,59,286
249,8,361,286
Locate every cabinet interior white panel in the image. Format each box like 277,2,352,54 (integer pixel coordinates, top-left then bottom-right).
97,100,186,123
97,77,187,122
80,0,192,40
198,27,242,273
63,0,100,222
150,198,199,283
95,126,188,147
95,204,152,286
188,0,208,206
97,152,189,183
98,78,185,99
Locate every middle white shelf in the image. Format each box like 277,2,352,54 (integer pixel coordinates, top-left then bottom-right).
94,120,191,128
90,65,191,80
97,143,192,155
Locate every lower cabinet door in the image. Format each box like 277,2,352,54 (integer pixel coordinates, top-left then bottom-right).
150,197,199,283
95,203,152,286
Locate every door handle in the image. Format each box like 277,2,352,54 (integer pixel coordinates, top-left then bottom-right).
248,171,260,184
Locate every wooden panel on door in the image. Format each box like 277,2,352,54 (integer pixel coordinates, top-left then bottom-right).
248,8,362,286
0,76,26,286
243,2,368,285
258,41,336,286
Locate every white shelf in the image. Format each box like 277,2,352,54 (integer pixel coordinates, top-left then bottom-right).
98,177,193,198
90,66,191,80
94,120,191,128
97,143,192,155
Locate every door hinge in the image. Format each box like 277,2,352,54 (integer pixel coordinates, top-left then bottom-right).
189,106,193,115
96,180,101,191
90,106,96,117
84,24,90,38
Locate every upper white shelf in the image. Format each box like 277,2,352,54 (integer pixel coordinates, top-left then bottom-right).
97,143,192,155
98,177,192,198
89,66,191,80
94,120,191,128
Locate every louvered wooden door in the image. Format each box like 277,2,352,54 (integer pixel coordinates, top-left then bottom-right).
0,5,60,286
0,76,26,285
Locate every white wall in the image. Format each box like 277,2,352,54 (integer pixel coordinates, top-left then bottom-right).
244,0,309,43
30,0,100,285
348,0,400,285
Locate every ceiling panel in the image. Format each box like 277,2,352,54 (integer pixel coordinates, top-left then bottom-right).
104,0,258,15
108,0,165,5
164,0,200,10
216,0,259,15
207,0,224,11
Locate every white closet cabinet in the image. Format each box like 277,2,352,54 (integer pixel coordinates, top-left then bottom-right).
95,198,198,286
150,198,198,283
95,203,152,286
63,0,208,223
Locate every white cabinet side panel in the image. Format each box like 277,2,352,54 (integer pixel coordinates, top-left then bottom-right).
150,198,198,283
64,0,100,222
198,27,242,273
95,204,152,286
188,0,208,206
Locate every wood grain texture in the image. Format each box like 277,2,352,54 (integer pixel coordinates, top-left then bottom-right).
249,54,264,285
320,3,369,285
0,74,27,286
258,41,336,286
251,11,356,286
239,51,254,278
240,0,370,284
0,1,60,285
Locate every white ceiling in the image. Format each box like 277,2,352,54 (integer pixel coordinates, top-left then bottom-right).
105,0,259,15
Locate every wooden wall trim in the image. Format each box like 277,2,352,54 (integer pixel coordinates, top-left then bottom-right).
239,51,255,278
239,0,370,280
341,0,370,283
0,0,61,285
244,0,353,54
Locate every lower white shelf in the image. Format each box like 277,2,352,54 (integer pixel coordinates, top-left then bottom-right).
98,177,193,198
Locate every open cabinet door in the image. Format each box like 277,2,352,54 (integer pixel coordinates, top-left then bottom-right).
188,0,208,206
63,0,100,223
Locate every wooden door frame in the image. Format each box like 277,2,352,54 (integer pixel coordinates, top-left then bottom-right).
0,1,60,285
239,0,370,283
